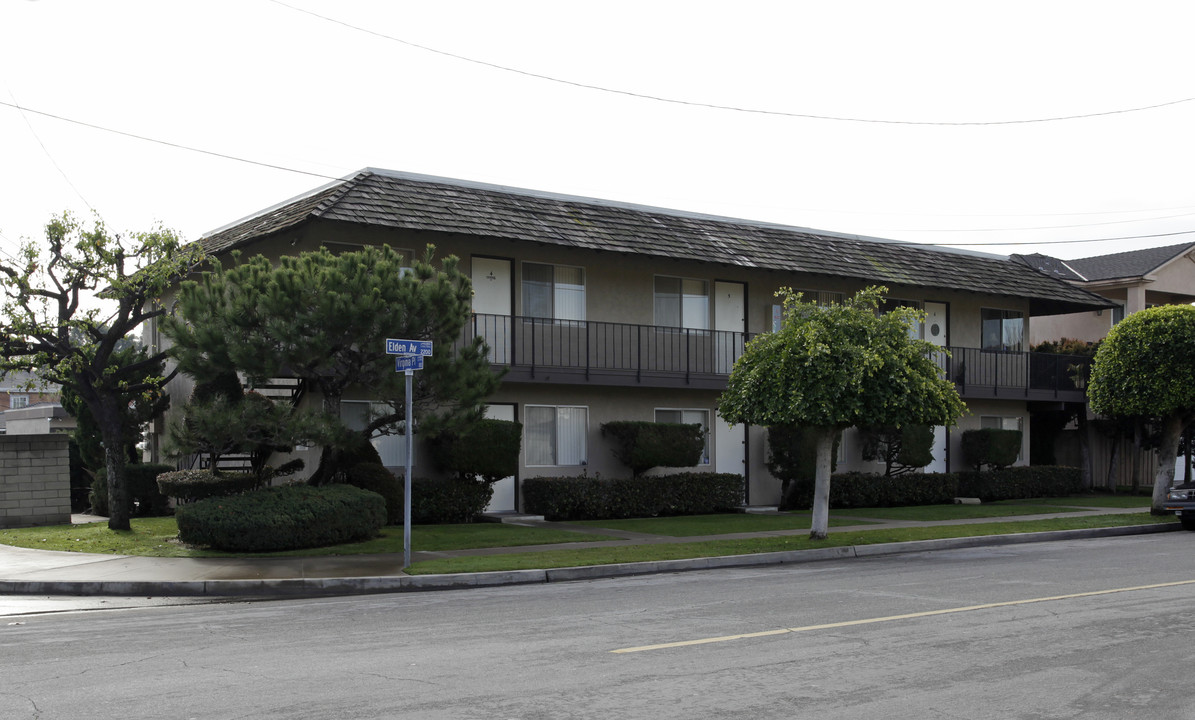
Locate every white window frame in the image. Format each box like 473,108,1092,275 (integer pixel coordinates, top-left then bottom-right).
654,275,710,330
525,405,589,467
522,262,585,322
9,395,29,409
654,408,711,466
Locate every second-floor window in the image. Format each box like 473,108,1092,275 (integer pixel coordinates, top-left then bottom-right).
9,394,29,409
981,308,1024,352
523,263,585,321
654,276,709,329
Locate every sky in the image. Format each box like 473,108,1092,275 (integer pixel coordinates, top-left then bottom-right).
3,1,1194,265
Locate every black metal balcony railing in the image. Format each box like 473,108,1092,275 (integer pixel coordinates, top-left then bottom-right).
462,313,1092,399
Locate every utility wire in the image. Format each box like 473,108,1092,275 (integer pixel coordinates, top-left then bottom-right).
269,0,1195,127
6,90,96,214
0,99,343,182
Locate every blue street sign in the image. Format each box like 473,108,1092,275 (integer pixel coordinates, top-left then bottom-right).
395,355,425,372
385,338,434,356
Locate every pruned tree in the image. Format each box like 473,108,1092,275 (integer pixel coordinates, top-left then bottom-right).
162,244,501,483
0,213,203,530
718,286,966,539
1088,304,1195,512
859,424,934,477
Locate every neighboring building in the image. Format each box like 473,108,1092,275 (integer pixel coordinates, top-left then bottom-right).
1016,242,1195,346
1,403,75,436
146,169,1112,508
1015,242,1195,487
0,371,60,435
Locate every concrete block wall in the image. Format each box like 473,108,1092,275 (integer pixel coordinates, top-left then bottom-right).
0,433,71,528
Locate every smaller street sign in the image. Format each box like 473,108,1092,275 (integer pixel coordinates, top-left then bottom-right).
386,338,434,356
395,355,425,372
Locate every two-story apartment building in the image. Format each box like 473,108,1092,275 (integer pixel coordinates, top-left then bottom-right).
147,169,1112,509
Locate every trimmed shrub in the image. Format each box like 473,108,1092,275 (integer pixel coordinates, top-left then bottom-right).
601,421,705,477
427,419,522,482
175,484,385,552
766,425,840,507
961,428,1023,470
858,424,935,476
411,476,493,524
89,463,174,517
957,466,1082,502
522,473,744,521
156,469,264,504
781,471,959,510
345,463,403,525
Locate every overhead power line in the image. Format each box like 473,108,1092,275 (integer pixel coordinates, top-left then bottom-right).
0,99,342,182
269,0,1195,127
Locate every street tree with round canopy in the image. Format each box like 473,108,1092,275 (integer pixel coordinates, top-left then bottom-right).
717,286,966,539
1088,304,1195,513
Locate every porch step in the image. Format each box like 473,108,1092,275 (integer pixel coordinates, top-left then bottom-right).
738,505,781,514
480,511,546,524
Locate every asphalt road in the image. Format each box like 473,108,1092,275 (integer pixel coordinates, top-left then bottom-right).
3,533,1194,719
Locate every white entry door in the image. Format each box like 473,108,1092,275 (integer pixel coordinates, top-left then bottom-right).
714,281,746,374
924,301,948,472
714,414,746,478
471,257,512,363
484,403,517,513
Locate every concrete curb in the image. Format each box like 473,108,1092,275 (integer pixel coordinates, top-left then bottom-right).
0,523,1178,598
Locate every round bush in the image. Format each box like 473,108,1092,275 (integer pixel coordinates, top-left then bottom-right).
345,463,402,525
175,483,385,552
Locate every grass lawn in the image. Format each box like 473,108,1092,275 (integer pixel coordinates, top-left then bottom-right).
406,512,1176,575
827,503,1084,522
0,518,609,558
1000,495,1151,509
569,512,876,537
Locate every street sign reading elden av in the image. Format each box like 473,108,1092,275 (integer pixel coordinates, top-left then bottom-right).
385,338,433,356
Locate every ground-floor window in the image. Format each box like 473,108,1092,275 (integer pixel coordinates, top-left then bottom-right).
341,400,411,467
525,405,588,466
655,408,710,465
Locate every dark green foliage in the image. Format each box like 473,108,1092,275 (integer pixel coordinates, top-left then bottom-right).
522,473,745,521
767,424,839,483
89,463,174,517
427,419,522,482
67,439,92,513
858,424,934,476
155,469,264,504
781,472,958,510
174,484,385,552
410,476,493,524
601,421,706,477
345,463,402,525
957,466,1083,502
961,428,1023,470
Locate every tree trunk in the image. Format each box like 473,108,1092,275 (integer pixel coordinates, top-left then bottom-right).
1076,407,1093,490
1105,437,1120,492
96,401,132,531
309,386,345,485
809,426,836,540
1152,414,1184,515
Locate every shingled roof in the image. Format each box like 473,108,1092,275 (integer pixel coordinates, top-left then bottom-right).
200,169,1113,316
1065,242,1195,282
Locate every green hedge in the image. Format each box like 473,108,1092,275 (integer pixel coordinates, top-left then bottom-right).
782,471,958,510
522,472,745,521
961,428,1023,470
957,466,1082,502
427,419,522,482
156,469,264,504
90,463,174,517
411,476,493,524
175,484,385,552
345,463,403,525
781,466,1083,509
601,421,705,476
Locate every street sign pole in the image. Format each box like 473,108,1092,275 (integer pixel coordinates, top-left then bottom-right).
403,368,414,569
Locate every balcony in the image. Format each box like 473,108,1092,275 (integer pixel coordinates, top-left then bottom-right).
463,313,1091,401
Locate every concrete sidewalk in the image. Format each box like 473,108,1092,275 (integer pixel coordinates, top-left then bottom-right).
0,507,1176,598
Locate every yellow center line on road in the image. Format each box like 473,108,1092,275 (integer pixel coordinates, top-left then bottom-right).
610,578,1195,654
